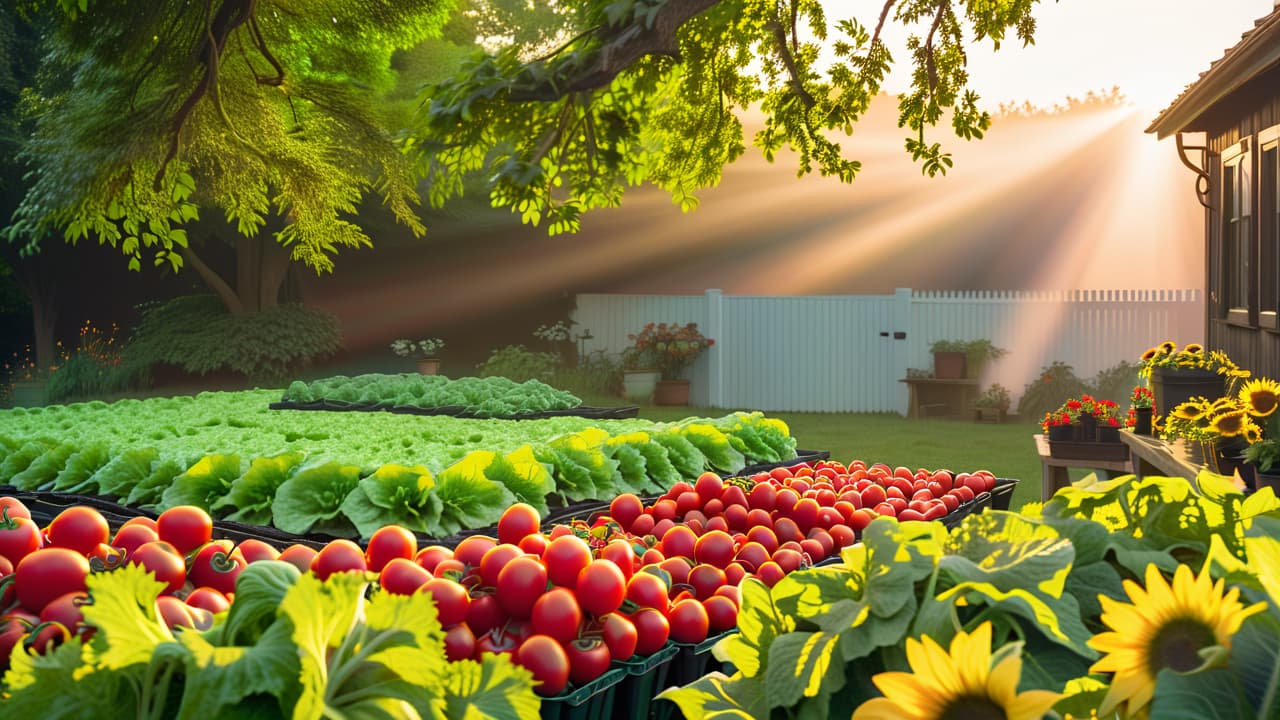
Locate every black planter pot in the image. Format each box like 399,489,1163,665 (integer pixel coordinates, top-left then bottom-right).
1256,471,1280,494
1076,415,1098,442
1047,425,1073,441
1150,367,1224,418
1096,425,1122,443
1133,407,1154,436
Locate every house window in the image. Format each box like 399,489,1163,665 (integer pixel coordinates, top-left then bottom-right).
1262,126,1279,327
1222,143,1251,318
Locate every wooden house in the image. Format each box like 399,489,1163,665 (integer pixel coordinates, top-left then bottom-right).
1147,2,1280,378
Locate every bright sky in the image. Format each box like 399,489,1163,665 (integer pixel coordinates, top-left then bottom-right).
838,0,1277,113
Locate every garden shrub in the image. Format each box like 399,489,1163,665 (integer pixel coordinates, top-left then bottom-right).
1017,361,1089,421
121,295,341,385
1088,360,1140,405
44,353,140,403
476,344,559,383
551,350,622,398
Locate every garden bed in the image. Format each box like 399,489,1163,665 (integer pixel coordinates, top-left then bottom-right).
269,398,640,420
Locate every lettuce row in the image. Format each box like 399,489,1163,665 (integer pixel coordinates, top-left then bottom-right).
282,372,582,418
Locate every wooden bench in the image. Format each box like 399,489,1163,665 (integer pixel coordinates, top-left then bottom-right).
1033,434,1134,501
899,378,979,419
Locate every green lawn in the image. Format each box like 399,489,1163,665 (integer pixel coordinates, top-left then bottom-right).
580,395,1072,512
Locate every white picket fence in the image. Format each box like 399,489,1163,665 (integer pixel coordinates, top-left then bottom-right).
571,288,1204,415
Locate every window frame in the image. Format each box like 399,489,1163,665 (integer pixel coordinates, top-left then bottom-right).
1261,125,1279,331
1221,138,1252,326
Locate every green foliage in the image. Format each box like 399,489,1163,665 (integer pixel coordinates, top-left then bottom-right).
476,344,560,383
282,372,582,417
661,473,1280,719
0,390,796,537
122,295,341,384
1088,360,1141,406
0,560,540,719
1017,361,1090,422
9,0,454,273
43,352,137,403
551,351,623,398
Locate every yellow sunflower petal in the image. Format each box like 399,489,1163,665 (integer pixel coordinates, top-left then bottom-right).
853,697,921,720
1005,690,1065,720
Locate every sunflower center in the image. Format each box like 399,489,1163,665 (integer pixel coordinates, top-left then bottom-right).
1148,618,1217,675
939,696,1007,720
1251,391,1278,415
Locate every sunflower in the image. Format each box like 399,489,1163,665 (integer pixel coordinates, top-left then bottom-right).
853,622,1060,720
1089,563,1265,718
1245,424,1263,443
1140,347,1159,362
1171,401,1208,421
1182,343,1204,354
1209,410,1249,437
1239,377,1280,417
1159,340,1177,354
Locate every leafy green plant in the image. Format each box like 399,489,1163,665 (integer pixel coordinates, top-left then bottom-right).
476,344,560,383
1088,360,1141,406
121,295,342,385
929,339,1008,378
282,373,582,417
0,562,540,718
550,350,622,397
1018,361,1090,422
972,383,1010,409
660,473,1280,719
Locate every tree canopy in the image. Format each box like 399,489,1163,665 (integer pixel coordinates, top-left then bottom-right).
6,0,1045,272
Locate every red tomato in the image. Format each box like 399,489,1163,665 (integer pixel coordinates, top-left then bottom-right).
453,535,497,569
748,483,777,512
772,548,804,574
496,555,548,620
542,535,591,589
531,587,582,644
185,587,231,614
629,514,655,536
444,623,475,661
774,488,800,516
110,523,159,557
952,485,976,503
278,544,318,573
131,541,188,594
599,539,636,581
663,481,694,501
675,491,701,516
516,635,570,696
0,515,42,566
693,530,735,569
790,498,820,533
518,533,548,556
479,543,525,588
755,561,785,588
687,564,727,601
466,592,506,636
608,494,644,530
566,637,612,685
475,626,520,658
829,524,856,549
421,577,471,626
155,595,195,630
414,545,453,573
498,503,541,546
365,526,417,573
873,502,898,518
46,506,109,556
602,613,638,661
722,504,749,532
703,595,738,633
155,506,213,555
898,509,927,522
724,562,747,586
630,607,670,656
940,494,960,512
39,591,89,638
703,498,725,518
432,558,467,580
733,541,770,572
626,571,670,613
0,497,31,521
720,485,748,508
575,560,626,617
650,499,677,523
0,611,37,669
694,472,724,502
379,557,432,595
188,540,246,596
234,538,280,564
658,525,697,561
771,517,803,545
799,538,826,564
885,485,906,501
657,557,691,586
668,598,710,644
859,485,887,508
745,526,778,553
311,539,367,581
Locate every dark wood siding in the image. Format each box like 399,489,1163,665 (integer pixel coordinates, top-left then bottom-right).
1201,62,1280,377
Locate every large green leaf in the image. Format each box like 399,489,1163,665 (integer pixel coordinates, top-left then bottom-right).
0,438,56,483
9,441,76,490
339,463,442,539
763,630,844,708
484,446,555,516
432,452,517,536
88,446,159,496
125,458,184,507
656,672,769,720
215,561,302,646
721,578,793,678
281,572,368,720
50,442,111,492
272,459,363,536
678,423,746,474
0,634,135,718
1149,667,1254,720
80,563,177,670
651,430,706,478
212,451,306,525
174,621,300,720
160,453,244,512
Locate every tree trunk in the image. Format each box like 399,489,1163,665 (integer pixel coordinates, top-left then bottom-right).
10,252,58,372
182,235,290,315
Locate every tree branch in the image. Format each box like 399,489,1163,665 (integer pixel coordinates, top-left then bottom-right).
767,20,815,109
923,0,947,92
507,0,723,102
178,244,244,314
870,0,897,48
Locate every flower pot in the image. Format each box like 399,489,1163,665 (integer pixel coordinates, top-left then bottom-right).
932,351,967,380
622,370,660,402
1095,425,1121,444
9,380,45,408
1047,425,1073,441
1075,415,1097,442
1149,367,1223,418
417,358,441,375
653,379,691,406
1133,407,1153,436
1256,470,1280,494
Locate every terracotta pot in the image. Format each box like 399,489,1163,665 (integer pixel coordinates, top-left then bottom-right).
653,379,691,406
622,370,660,402
417,358,441,375
932,351,967,380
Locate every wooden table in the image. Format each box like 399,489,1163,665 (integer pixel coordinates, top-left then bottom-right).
899,378,980,419
1033,434,1134,501
1118,431,1200,482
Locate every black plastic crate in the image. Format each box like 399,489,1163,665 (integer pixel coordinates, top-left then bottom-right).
540,667,627,720
613,643,680,720
991,478,1020,511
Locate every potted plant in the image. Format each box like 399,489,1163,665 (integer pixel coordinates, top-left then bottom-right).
626,322,714,406
928,339,968,379
1126,385,1155,435
972,383,1010,423
1137,341,1244,417
1041,410,1075,441
390,337,446,375
619,343,660,402
1239,376,1280,491
962,339,1009,379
